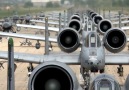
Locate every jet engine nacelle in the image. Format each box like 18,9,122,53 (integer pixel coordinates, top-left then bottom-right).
68,19,82,32
87,11,94,17
73,13,80,16
90,13,97,20
98,19,112,35
2,22,12,32
13,15,19,23
3,22,12,29
28,61,82,90
57,28,80,53
103,28,127,53
70,15,81,22
92,15,103,26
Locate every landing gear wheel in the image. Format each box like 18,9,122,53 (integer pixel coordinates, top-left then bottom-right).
100,69,104,73
27,63,34,77
81,67,90,90
14,63,17,72
35,43,41,49
117,65,123,76
28,42,32,46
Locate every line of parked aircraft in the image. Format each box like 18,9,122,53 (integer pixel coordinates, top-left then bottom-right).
0,8,129,90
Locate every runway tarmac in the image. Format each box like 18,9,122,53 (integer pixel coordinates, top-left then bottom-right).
0,25,129,90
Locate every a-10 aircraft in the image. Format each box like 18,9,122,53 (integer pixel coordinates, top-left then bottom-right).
0,10,129,90
16,11,129,34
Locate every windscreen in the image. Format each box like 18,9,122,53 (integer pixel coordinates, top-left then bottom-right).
99,80,111,90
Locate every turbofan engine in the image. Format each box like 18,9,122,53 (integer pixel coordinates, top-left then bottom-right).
87,11,94,17
2,22,13,32
73,13,80,16
57,28,80,53
90,13,97,20
28,61,82,90
98,19,112,35
70,15,81,21
92,15,103,26
103,28,127,53
68,19,82,32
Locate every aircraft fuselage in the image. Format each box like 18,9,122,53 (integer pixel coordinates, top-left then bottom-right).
80,30,105,72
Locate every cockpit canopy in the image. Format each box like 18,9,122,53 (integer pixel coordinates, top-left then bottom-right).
85,32,101,47
89,74,121,90
90,79,121,90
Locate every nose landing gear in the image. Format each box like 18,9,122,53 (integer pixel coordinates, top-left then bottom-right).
117,65,123,76
27,63,34,77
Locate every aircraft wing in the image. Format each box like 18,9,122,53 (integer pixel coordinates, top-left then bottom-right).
0,51,80,65
38,17,66,21
121,26,129,30
111,16,129,21
105,52,129,65
113,21,129,25
16,24,59,32
0,32,57,43
30,20,64,26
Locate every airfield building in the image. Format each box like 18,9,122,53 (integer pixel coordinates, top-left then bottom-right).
31,0,61,6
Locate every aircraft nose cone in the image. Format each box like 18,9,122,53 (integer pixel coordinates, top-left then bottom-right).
45,79,60,90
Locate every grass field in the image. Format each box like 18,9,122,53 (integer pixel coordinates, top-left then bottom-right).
0,7,65,19
0,6,129,19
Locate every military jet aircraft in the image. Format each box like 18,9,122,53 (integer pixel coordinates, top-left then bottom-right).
87,10,129,33
16,13,82,33
0,17,129,90
16,14,82,47
0,10,129,90
31,13,82,26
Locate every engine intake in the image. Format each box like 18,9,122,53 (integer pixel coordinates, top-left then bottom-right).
88,11,94,17
2,22,12,32
70,15,81,21
28,61,81,90
58,28,80,53
98,19,112,35
93,15,103,26
68,19,82,32
74,13,80,16
103,28,127,53
90,13,97,20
